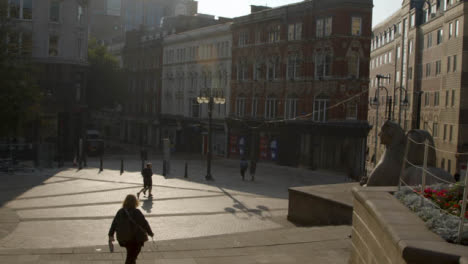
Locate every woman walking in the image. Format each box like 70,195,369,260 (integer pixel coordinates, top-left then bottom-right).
108,194,154,264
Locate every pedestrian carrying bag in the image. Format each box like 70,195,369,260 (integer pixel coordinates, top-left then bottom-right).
123,209,149,243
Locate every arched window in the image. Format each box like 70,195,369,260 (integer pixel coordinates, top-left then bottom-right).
348,52,360,78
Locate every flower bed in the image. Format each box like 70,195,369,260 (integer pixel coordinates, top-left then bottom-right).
395,184,468,244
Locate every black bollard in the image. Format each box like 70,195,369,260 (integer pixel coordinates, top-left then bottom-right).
162,160,166,177
120,159,124,175
99,155,103,172
184,162,188,178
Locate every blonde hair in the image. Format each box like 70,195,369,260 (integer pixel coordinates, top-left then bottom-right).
122,194,139,209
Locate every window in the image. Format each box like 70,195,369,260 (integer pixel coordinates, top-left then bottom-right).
190,99,199,118
346,102,358,120
447,56,451,72
237,63,248,81
267,57,280,80
351,17,362,36
316,19,324,38
451,90,455,106
409,40,413,54
389,51,392,63
410,14,415,27
425,63,431,77
287,53,301,80
449,125,453,142
8,0,32,19
50,0,60,22
448,159,452,173
77,4,84,24
427,33,432,48
284,98,298,119
8,0,20,18
424,92,430,106
313,98,329,122
348,52,359,78
316,17,332,38
434,91,440,106
76,38,82,59
424,122,429,131
449,22,453,39
253,63,261,81
397,46,401,58
252,97,258,117
437,29,443,44
238,31,248,47
433,123,439,137
435,60,441,75
236,97,246,117
315,52,332,78
446,90,450,106
23,0,32,19
268,25,280,43
265,97,278,119
48,35,58,56
325,17,332,36
453,55,457,71
455,20,459,37
443,124,447,140
288,23,302,40
441,158,445,169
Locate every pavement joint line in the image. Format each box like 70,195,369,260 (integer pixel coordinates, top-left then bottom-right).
14,186,140,200
0,238,349,256
0,179,81,192
53,175,264,197
12,194,229,211
17,208,289,222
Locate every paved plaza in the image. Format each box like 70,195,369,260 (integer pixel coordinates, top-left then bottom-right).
0,156,352,263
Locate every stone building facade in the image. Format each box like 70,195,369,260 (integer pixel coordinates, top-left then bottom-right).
7,0,89,158
229,0,372,178
368,0,468,175
161,22,232,155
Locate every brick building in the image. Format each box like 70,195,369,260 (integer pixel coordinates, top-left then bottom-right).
368,0,468,175
229,0,372,178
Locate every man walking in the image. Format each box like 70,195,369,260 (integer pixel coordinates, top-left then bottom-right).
240,157,248,181
137,163,153,199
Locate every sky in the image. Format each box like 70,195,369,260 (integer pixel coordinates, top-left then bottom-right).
197,0,402,27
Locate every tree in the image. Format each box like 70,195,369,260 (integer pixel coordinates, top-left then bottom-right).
87,38,125,110
0,2,41,138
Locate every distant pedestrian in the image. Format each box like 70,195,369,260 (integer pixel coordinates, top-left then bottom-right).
108,194,154,264
454,173,461,182
137,163,153,199
240,157,248,181
249,159,257,181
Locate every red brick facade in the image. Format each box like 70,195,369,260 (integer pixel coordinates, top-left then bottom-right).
229,0,373,177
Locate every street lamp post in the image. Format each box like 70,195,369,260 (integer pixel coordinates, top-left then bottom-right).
197,88,226,181
393,86,409,125
370,74,391,166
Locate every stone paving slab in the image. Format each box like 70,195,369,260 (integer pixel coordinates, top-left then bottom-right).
0,226,351,263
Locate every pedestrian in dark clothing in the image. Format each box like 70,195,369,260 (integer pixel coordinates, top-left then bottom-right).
108,194,154,264
137,163,153,199
240,157,248,181
250,160,257,181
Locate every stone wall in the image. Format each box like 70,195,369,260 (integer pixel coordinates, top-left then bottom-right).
350,186,468,264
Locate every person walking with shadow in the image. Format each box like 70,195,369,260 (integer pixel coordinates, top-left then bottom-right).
137,163,153,199
249,159,257,181
240,157,248,181
108,194,154,264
